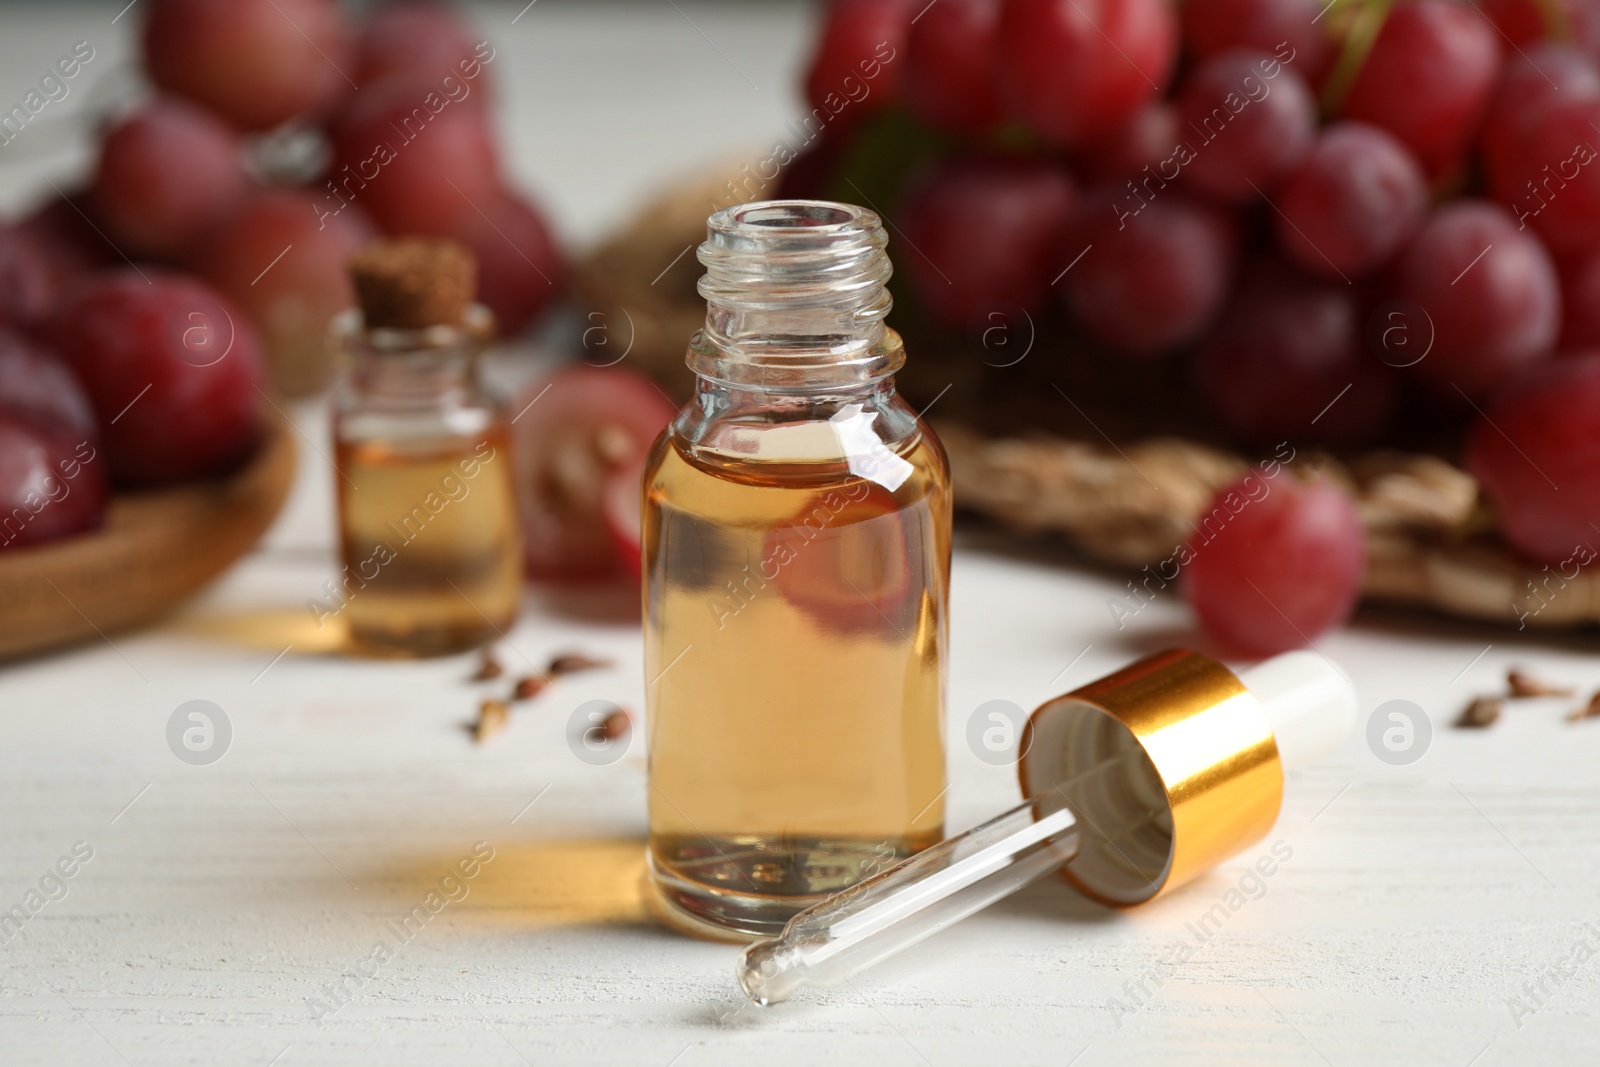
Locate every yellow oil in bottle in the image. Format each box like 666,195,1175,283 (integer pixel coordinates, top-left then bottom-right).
333,427,521,656
643,428,950,937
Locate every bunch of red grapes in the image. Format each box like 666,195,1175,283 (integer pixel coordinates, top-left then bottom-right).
0,0,563,555
802,0,1600,653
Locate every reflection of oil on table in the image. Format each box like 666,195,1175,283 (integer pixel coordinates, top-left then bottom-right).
1,5,1597,1066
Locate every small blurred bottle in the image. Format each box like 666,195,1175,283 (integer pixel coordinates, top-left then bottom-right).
330,239,521,656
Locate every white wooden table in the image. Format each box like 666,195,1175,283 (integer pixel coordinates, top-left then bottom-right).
3,4,1598,1064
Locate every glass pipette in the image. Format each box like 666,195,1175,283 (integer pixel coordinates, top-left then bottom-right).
736,649,1355,1005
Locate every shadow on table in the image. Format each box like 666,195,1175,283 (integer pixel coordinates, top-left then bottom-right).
371,838,655,930
165,608,351,655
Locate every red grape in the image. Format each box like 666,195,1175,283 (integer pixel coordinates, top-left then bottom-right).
143,0,352,131
328,76,501,237
602,455,646,581
19,194,121,287
1177,49,1317,203
1559,249,1600,348
897,153,1077,328
0,330,98,439
1384,200,1560,398
1060,188,1237,357
448,189,563,336
1481,0,1600,54
1194,261,1396,445
47,271,264,487
1466,354,1600,565
0,225,57,329
91,98,250,261
1480,45,1600,256
1485,92,1600,260
0,327,106,551
1181,0,1335,87
511,366,676,580
1183,473,1366,657
997,0,1177,146
1480,43,1600,174
356,2,490,96
197,190,375,396
774,131,851,200
804,0,910,124
1273,122,1428,281
1337,0,1501,177
1076,102,1180,184
0,414,107,551
904,0,1002,134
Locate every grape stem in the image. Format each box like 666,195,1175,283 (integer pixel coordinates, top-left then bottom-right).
1318,0,1396,118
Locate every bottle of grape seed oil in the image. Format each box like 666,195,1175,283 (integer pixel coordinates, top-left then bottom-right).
642,201,951,940
330,239,521,657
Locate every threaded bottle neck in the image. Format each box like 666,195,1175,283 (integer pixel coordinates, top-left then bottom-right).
689,200,899,390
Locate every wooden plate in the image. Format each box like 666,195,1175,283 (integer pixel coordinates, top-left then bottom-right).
0,413,296,661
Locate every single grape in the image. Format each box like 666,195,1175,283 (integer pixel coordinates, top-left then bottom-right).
1273,122,1428,281
1485,93,1600,259
1337,0,1501,177
91,98,250,260
1481,0,1600,54
1194,261,1397,445
897,153,1077,329
1480,45,1600,251
804,0,910,125
19,194,120,288
1177,49,1317,203
356,1,491,96
763,483,918,635
47,271,264,487
1075,102,1180,184
602,455,646,581
0,330,106,551
1181,0,1335,87
448,189,563,336
328,76,501,237
143,0,352,131
1384,200,1560,398
0,225,58,329
1559,249,1600,348
511,366,677,580
904,0,1002,134
197,190,375,396
0,330,99,439
774,131,850,201
997,0,1177,146
1183,473,1366,658
1060,188,1236,357
1466,354,1600,565
0,414,108,551
1479,43,1600,178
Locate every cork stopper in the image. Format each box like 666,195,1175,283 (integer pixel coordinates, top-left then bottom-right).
349,238,476,329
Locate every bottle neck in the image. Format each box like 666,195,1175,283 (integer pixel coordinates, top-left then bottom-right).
335,306,492,408
688,200,901,392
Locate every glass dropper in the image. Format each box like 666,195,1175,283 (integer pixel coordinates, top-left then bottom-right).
736,650,1356,1006
738,758,1143,1005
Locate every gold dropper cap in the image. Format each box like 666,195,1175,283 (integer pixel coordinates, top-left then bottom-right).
1019,648,1286,907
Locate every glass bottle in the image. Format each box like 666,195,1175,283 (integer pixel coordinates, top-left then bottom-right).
330,300,522,656
642,200,952,940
